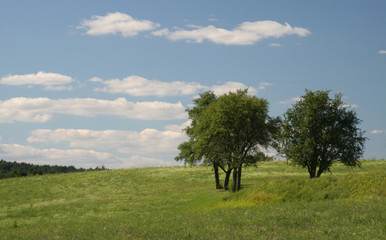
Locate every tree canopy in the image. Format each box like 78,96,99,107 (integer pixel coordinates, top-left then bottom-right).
278,89,366,178
176,89,278,191
175,91,225,188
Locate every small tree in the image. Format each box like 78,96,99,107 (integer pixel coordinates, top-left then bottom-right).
279,89,366,178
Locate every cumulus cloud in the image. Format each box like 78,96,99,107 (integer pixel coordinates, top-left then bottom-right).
78,12,160,37
258,82,274,90
269,43,281,47
370,129,385,134
122,155,181,168
0,143,117,168
89,77,103,82
0,143,177,169
378,50,386,54
278,97,303,105
152,20,311,45
340,103,358,109
94,75,259,97
0,97,186,123
0,71,74,90
27,123,189,156
95,75,206,96
278,97,357,108
211,81,257,95
18,122,191,168
164,120,191,132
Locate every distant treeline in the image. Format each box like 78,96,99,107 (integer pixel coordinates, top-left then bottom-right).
0,159,107,179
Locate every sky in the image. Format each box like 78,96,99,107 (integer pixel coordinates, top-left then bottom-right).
0,0,385,169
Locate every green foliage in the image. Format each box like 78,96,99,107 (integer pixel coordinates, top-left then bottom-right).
279,89,366,178
197,89,272,164
0,160,384,239
177,89,279,191
176,90,217,166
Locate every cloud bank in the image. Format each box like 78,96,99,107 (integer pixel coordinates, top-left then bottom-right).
27,126,188,156
0,122,190,169
95,75,206,96
152,20,311,45
0,143,178,169
94,75,260,96
0,97,186,123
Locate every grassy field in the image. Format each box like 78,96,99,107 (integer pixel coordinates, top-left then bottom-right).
0,160,385,239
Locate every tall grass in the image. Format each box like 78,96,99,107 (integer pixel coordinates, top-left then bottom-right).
0,160,384,239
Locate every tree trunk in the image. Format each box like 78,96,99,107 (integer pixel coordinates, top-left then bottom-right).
237,165,242,190
213,163,222,189
232,168,240,192
223,168,232,190
232,168,237,192
316,166,324,178
308,161,317,178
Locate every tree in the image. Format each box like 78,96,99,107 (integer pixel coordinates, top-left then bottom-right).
279,89,366,178
176,89,278,191
175,91,224,189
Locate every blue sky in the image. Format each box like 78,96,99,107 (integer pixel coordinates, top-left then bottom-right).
1,0,385,168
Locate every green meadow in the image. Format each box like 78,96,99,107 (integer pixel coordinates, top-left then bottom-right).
0,160,385,239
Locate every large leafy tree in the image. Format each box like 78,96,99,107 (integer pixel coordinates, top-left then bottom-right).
279,89,366,178
177,89,278,191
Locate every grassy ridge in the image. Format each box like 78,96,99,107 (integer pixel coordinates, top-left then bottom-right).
0,160,385,239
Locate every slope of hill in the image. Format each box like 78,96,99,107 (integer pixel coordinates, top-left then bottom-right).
0,160,385,239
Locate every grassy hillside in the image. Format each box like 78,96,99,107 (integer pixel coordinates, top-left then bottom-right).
0,160,385,239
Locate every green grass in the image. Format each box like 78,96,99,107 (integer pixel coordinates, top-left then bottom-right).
0,160,385,239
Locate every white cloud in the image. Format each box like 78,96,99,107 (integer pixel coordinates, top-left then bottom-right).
78,12,159,37
0,71,74,90
123,155,181,168
370,129,385,134
17,122,191,168
164,120,191,132
45,85,74,91
95,75,206,96
269,43,281,47
258,82,274,90
0,97,186,123
0,143,117,168
261,147,278,158
211,81,257,95
278,96,303,105
94,75,259,97
152,20,310,45
378,50,386,54
27,123,189,156
0,143,177,169
278,97,359,110
89,77,103,82
340,103,358,108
